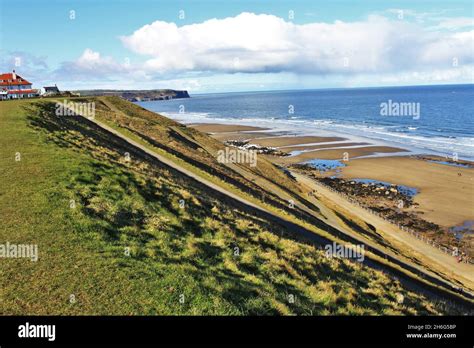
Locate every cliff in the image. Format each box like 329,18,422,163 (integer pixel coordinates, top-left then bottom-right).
74,89,190,101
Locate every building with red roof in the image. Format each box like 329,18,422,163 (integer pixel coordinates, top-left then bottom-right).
0,70,39,100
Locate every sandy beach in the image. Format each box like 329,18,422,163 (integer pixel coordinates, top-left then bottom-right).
251,135,346,147
279,142,370,152
272,146,409,165
340,156,474,228
192,122,474,234
211,131,279,142
190,123,407,163
189,123,269,133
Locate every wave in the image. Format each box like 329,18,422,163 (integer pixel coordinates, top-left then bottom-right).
157,111,474,160
307,120,474,159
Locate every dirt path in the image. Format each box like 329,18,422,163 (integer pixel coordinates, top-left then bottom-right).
292,172,474,289
80,113,473,304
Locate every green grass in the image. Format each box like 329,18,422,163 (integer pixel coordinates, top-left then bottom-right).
0,98,456,315
89,97,367,248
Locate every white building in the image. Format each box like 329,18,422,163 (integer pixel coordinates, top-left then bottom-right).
0,70,39,100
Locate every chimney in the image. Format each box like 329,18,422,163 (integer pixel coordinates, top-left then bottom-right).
12,70,16,80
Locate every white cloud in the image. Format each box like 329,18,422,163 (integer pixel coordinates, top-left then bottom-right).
54,49,148,83
384,8,448,23
62,48,129,76
76,49,108,67
347,65,474,87
14,13,471,91
120,12,474,75
434,17,474,30
420,30,474,66
0,50,49,77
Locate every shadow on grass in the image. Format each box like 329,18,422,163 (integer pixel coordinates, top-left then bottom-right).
22,101,468,314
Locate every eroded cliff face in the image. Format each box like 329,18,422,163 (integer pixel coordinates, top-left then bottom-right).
173,90,190,99
123,89,190,101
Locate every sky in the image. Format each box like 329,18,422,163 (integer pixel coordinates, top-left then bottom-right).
1,0,473,93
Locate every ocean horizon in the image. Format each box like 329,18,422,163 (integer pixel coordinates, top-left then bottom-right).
138,84,474,160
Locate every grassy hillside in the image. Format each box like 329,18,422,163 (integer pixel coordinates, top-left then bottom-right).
94,96,307,209
0,98,457,315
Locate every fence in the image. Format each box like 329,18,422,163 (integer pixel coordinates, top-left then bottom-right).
313,180,472,265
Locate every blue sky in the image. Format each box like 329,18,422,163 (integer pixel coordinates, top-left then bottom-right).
1,0,473,92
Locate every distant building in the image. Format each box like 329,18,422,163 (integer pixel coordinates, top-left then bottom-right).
41,85,61,96
0,70,39,100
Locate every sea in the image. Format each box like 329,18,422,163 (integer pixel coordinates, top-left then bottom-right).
137,84,474,160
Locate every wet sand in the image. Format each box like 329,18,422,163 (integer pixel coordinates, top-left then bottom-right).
252,135,346,147
189,124,404,161
189,123,269,133
211,132,280,142
340,156,474,228
193,122,473,230
280,142,370,153
272,146,408,165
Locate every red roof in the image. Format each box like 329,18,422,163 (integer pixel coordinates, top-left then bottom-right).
0,73,32,86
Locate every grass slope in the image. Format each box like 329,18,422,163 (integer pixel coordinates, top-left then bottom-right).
0,98,454,315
